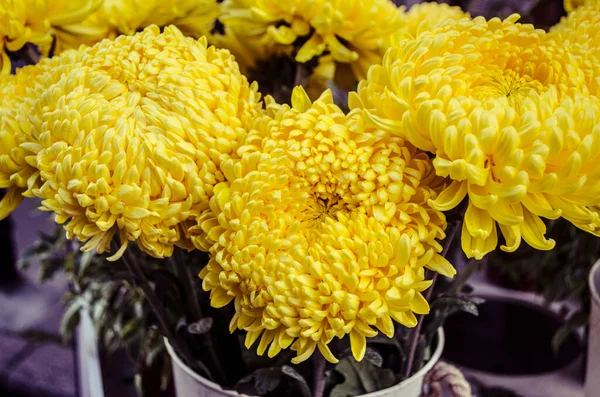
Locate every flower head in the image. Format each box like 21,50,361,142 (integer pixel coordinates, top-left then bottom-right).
218,0,405,82
0,0,101,73
550,2,600,49
398,2,469,40
53,0,221,53
200,87,453,364
351,15,600,259
564,0,590,13
547,3,600,96
3,26,262,260
0,53,76,219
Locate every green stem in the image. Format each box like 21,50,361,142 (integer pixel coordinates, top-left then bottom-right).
170,252,203,321
403,220,460,380
449,258,482,296
115,244,213,380
312,352,327,397
294,62,309,88
170,250,228,385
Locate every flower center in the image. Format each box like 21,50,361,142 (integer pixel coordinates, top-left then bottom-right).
473,70,542,105
303,194,348,227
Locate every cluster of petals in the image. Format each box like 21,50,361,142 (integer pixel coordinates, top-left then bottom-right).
0,0,100,74
200,87,454,364
563,0,590,13
397,2,468,41
0,25,262,260
218,0,405,82
0,54,73,219
351,15,600,259
547,1,600,95
53,0,221,54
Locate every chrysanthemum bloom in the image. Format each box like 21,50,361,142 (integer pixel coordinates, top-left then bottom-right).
0,0,101,73
0,73,38,217
218,0,404,82
351,15,600,259
399,2,469,40
551,1,600,45
0,52,78,219
53,0,220,54
200,87,453,364
547,3,600,95
3,26,261,260
564,0,590,12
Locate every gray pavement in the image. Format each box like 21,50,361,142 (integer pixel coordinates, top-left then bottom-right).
0,198,76,397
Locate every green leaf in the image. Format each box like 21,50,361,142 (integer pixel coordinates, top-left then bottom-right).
40,258,66,281
121,317,143,342
552,310,588,353
60,299,84,342
78,250,96,278
281,366,311,397
432,295,483,316
187,318,213,335
330,357,396,397
63,252,75,274
161,355,171,391
144,336,165,367
363,347,383,367
126,331,144,363
367,334,403,357
235,367,282,396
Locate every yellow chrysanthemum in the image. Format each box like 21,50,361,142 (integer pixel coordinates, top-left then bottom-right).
0,53,77,219
351,15,600,260
550,2,600,48
0,0,100,73
547,3,600,94
0,74,36,217
398,2,469,40
2,26,262,260
200,87,453,364
564,0,590,13
219,0,404,82
53,0,220,54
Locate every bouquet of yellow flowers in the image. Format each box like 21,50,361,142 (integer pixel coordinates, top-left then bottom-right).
4,1,600,396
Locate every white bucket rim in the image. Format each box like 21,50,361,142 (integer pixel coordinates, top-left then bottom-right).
590,259,600,306
165,338,242,395
165,327,444,396
361,327,444,397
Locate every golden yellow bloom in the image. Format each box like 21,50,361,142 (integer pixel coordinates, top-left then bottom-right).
564,0,590,12
0,74,36,217
398,2,468,40
200,87,453,364
351,15,600,260
53,0,220,53
550,2,600,47
219,0,404,82
3,26,261,260
0,0,100,73
0,53,76,219
547,3,600,96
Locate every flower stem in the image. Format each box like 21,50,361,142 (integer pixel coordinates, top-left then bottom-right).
312,352,327,397
170,251,228,386
170,252,204,321
449,258,481,296
116,244,213,380
294,62,309,88
403,220,461,380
